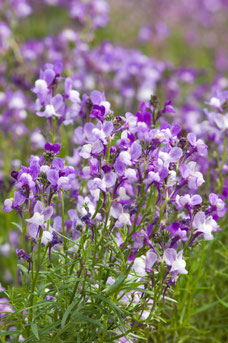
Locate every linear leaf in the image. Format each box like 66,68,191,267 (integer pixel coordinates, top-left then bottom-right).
31,323,39,340
61,299,78,329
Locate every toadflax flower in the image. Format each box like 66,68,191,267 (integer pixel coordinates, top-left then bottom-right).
180,161,205,190
209,193,227,217
26,201,53,227
193,211,219,240
164,248,188,275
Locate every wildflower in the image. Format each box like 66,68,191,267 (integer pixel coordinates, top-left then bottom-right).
26,201,53,226
193,211,219,240
164,248,188,275
209,193,227,217
145,250,157,273
180,161,205,190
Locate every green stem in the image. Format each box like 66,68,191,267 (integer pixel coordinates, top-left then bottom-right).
28,233,47,336
61,191,68,270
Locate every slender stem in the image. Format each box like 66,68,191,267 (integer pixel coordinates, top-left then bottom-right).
28,235,48,336
61,191,68,271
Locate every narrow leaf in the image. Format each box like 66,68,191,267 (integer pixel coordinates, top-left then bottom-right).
31,323,39,340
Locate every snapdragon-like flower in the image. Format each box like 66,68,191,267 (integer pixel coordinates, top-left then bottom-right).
187,133,208,156
180,161,205,190
209,193,227,217
26,201,53,227
193,212,219,240
145,250,158,273
110,203,131,228
164,248,188,275
175,194,202,210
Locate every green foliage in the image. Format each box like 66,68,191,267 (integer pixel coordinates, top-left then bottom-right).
149,217,228,343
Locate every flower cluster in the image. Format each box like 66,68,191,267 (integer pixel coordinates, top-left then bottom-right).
2,84,227,340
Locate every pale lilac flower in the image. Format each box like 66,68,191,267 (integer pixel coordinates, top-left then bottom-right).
65,77,81,103
132,257,146,275
26,201,53,227
187,133,208,156
3,198,14,213
110,203,123,219
214,113,228,131
209,193,227,217
145,250,157,273
17,172,35,189
41,231,53,245
143,171,160,185
193,212,219,240
88,171,117,192
124,168,138,183
167,170,177,187
206,90,228,110
32,79,49,97
116,213,131,228
158,147,183,169
57,176,71,191
92,121,113,144
176,194,202,210
164,248,188,275
37,95,64,118
180,161,205,190
110,202,131,228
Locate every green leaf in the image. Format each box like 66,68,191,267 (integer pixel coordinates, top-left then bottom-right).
193,300,219,315
215,294,228,308
73,313,103,327
11,222,22,232
0,330,19,337
61,299,78,329
113,308,127,336
17,264,28,274
104,273,126,295
31,323,39,340
85,292,124,314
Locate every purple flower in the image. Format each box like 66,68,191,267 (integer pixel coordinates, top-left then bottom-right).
209,193,227,217
158,147,183,169
92,121,113,144
64,77,81,103
3,198,14,213
37,94,64,118
175,194,202,210
187,133,208,156
16,249,31,262
180,162,205,190
110,203,131,228
88,171,117,192
26,201,53,227
32,79,49,100
206,90,228,110
193,212,219,240
164,248,188,275
17,172,35,189
45,142,61,154
145,250,157,273
0,298,14,321
161,100,176,114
